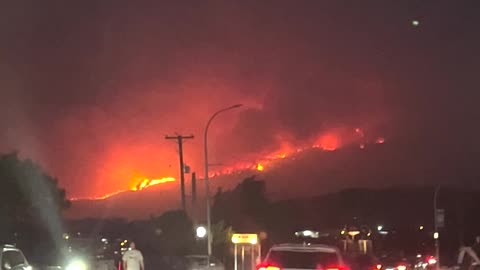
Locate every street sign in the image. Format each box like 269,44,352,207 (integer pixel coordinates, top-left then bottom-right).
436,209,445,228
231,233,258,244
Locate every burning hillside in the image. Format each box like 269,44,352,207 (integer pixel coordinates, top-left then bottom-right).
70,127,386,201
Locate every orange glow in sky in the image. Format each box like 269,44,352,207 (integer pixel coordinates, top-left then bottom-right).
314,134,339,151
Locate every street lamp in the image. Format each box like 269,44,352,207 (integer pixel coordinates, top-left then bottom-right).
204,104,243,257
433,186,441,270
196,225,207,239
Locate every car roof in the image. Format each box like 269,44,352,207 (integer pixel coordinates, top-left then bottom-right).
186,255,209,258
1,245,20,252
270,243,339,253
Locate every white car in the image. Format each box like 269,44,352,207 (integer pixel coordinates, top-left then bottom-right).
0,245,31,270
259,244,347,270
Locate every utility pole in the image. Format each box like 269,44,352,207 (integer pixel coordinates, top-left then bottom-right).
165,135,194,211
433,186,441,270
191,172,197,224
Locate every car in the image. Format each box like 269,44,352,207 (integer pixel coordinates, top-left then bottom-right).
184,255,225,270
379,255,412,270
259,244,347,270
0,245,32,270
346,254,381,270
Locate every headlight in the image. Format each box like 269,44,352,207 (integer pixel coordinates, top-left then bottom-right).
65,260,87,270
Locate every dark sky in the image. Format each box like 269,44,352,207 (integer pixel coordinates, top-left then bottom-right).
1,1,479,198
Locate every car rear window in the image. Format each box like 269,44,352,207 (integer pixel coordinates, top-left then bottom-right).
2,250,26,268
266,250,339,269
187,257,208,266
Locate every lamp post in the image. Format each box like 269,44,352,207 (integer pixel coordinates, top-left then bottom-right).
204,104,243,257
433,186,441,270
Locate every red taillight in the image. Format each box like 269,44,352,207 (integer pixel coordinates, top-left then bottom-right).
427,257,437,265
326,267,346,270
397,265,407,270
257,265,281,270
376,264,382,270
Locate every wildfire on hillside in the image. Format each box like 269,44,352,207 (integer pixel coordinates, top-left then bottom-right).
72,128,386,201
256,163,264,171
132,177,176,191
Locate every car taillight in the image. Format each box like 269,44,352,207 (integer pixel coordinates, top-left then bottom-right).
375,264,382,270
326,267,345,270
397,265,407,270
427,257,437,265
257,264,281,270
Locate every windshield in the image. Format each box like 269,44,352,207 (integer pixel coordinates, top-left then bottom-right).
2,250,26,268
266,250,339,269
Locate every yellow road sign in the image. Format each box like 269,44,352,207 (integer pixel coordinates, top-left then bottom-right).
231,233,258,244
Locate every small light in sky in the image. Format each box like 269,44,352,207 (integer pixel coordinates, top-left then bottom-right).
412,20,420,27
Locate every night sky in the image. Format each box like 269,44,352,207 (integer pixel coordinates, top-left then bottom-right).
1,1,479,199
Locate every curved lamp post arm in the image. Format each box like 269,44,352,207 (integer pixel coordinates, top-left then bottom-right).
204,104,242,258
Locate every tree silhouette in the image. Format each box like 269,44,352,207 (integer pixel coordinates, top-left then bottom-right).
142,210,195,256
0,152,70,245
212,175,269,233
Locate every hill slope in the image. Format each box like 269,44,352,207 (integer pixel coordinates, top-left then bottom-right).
66,140,480,219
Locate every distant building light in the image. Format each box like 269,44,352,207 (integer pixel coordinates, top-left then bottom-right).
348,231,360,237
377,225,383,231
340,230,346,235
433,232,439,239
419,226,424,231
379,231,389,235
302,230,313,237
295,230,319,238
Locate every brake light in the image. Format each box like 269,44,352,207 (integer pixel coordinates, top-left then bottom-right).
257,265,281,270
397,265,407,270
427,257,437,265
326,267,344,270
376,264,382,270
